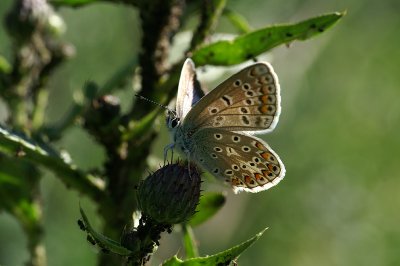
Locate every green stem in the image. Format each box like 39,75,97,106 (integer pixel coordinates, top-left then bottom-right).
122,107,162,142
14,98,29,129
189,0,227,51
31,88,49,131
223,8,253,34
11,165,47,266
181,223,198,259
17,200,47,266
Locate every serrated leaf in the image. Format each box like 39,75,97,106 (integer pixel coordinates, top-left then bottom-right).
163,228,267,266
192,12,345,66
188,192,226,227
79,206,133,256
0,125,104,200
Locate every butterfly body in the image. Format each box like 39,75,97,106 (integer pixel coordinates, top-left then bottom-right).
167,59,285,193
169,125,194,155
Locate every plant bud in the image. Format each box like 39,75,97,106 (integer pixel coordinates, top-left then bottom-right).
137,162,201,225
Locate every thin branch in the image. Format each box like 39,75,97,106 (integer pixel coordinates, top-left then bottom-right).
188,0,226,52
222,8,253,34
131,0,184,118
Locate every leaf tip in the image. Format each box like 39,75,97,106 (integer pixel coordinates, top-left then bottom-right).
256,227,269,238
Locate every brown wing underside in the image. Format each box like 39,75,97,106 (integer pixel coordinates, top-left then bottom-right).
192,128,285,193
183,62,281,134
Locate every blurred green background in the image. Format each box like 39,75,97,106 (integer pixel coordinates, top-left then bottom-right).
1,0,400,265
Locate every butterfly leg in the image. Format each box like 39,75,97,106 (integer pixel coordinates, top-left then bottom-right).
163,143,175,165
186,154,193,180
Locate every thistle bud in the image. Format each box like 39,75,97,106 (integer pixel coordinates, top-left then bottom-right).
137,162,201,225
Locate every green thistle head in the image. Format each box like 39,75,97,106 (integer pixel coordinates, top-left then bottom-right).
137,162,201,225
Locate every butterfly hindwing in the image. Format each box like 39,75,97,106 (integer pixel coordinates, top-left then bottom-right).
191,128,285,193
183,62,281,134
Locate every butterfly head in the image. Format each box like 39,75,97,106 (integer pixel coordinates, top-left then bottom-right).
134,93,181,131
166,110,180,131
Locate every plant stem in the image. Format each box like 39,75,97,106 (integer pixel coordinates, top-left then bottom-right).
22,202,47,266
189,0,227,51
182,223,199,258
31,87,49,131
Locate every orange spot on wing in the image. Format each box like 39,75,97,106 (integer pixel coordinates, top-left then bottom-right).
231,178,241,186
261,152,270,160
267,164,275,171
261,84,275,94
261,95,268,104
244,175,252,184
262,169,272,177
254,173,262,180
259,105,269,114
255,142,265,150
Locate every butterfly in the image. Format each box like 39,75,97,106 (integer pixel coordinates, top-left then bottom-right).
166,58,285,193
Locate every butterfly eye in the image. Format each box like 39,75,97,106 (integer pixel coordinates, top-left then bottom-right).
170,118,180,128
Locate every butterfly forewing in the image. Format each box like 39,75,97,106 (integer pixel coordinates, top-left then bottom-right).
176,59,204,120
191,128,285,193
183,62,281,134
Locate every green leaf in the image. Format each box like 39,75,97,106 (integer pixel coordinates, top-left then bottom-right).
192,12,345,66
163,228,268,266
79,206,133,256
0,126,104,201
188,192,226,227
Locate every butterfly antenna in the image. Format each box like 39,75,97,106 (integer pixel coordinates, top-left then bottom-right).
135,94,176,116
